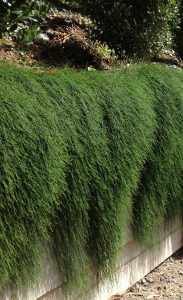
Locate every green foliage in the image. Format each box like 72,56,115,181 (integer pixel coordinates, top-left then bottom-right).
0,63,183,294
133,66,183,244
174,0,183,58
77,0,178,58
0,0,49,43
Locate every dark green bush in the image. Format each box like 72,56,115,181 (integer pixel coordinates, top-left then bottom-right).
0,63,183,293
0,0,49,43
174,0,183,58
77,0,178,58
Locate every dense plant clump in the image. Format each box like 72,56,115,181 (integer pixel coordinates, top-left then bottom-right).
76,0,179,58
0,64,183,293
133,66,183,244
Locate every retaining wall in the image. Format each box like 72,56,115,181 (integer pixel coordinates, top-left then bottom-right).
1,218,182,300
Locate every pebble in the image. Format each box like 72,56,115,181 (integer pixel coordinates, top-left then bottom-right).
141,278,147,284
142,286,148,291
147,277,154,283
143,282,149,286
160,273,171,283
179,270,183,275
130,286,137,292
135,283,140,290
164,274,170,280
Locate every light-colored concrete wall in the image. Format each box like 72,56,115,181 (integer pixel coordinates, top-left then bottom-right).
1,218,182,300
0,250,63,300
80,219,183,300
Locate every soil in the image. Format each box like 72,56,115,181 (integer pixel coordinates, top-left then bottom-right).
112,248,183,300
0,9,116,70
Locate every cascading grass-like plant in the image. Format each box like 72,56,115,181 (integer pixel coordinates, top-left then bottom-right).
133,66,183,244
0,63,183,294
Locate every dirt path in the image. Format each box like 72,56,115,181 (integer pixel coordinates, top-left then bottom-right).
113,248,183,300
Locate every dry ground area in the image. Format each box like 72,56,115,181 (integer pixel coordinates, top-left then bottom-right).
112,248,183,300
0,10,117,70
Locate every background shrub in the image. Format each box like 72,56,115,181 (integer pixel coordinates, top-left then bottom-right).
77,0,178,58
174,0,183,58
0,0,49,43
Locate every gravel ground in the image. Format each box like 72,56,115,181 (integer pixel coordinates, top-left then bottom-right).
113,248,183,300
